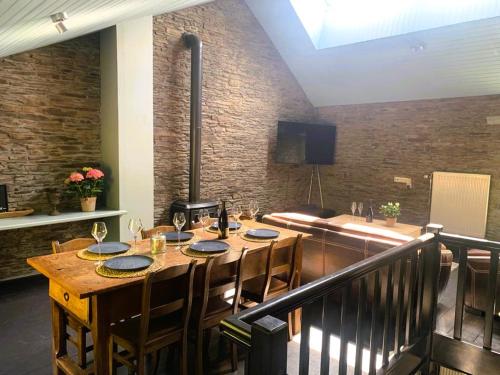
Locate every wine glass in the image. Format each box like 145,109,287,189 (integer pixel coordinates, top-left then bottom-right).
351,201,357,216
91,222,108,266
249,200,259,222
233,205,243,228
199,209,210,233
128,218,143,250
173,212,186,249
228,208,238,236
357,202,364,220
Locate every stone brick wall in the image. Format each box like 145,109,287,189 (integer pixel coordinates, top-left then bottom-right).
153,0,316,223
316,95,500,240
0,34,101,278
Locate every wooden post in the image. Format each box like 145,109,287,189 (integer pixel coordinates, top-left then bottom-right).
248,315,288,375
421,224,443,373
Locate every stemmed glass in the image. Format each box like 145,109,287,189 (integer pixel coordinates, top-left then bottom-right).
228,208,238,237
91,221,108,266
249,200,259,222
199,209,210,233
351,201,357,216
128,218,143,250
357,202,364,220
233,205,243,228
173,212,186,249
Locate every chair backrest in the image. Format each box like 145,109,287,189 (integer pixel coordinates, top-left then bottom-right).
51,238,96,254
141,225,176,239
139,260,197,345
261,234,302,298
197,248,248,326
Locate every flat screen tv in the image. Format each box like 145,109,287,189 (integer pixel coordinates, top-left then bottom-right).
275,121,336,165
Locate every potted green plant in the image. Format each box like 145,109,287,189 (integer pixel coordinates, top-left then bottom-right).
64,167,105,212
379,201,400,227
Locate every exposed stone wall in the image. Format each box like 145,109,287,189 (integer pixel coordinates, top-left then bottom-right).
153,0,316,223
316,95,500,240
0,34,101,278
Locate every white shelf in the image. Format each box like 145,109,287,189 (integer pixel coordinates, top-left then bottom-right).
0,209,127,231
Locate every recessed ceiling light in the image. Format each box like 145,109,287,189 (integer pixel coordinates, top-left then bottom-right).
50,12,68,34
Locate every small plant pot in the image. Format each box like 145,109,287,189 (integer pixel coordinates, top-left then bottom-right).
385,217,397,227
80,197,97,212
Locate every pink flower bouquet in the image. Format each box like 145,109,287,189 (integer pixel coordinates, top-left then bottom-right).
64,167,105,198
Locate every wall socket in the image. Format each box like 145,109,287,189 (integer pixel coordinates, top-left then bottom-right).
394,176,412,189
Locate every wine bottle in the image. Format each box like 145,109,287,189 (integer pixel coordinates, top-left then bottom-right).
218,201,229,239
366,199,374,223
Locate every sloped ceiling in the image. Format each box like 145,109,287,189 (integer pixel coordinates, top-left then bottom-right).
0,0,211,58
245,0,500,106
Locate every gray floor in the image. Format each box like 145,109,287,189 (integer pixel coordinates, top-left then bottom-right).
0,265,498,375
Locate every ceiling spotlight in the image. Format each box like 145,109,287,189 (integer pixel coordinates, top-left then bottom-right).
50,12,68,34
411,43,426,53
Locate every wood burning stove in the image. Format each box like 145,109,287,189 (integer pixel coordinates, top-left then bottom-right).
170,33,218,229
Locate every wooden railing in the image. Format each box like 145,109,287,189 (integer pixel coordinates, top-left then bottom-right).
220,225,500,374
431,232,500,374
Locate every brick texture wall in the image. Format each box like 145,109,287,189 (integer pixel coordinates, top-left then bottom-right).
153,0,316,223
316,95,500,240
0,34,101,278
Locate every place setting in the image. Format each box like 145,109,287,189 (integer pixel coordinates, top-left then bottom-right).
166,212,200,247
205,206,245,234
90,219,160,278
181,239,231,258
241,227,281,242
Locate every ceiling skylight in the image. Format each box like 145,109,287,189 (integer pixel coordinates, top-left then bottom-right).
290,0,500,49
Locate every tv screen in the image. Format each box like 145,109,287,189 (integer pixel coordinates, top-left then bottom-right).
275,121,336,165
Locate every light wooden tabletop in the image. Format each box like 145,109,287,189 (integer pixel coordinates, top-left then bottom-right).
27,220,310,299
327,214,422,240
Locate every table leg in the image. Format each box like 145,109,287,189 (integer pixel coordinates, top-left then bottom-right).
292,239,304,336
91,294,113,375
51,300,66,375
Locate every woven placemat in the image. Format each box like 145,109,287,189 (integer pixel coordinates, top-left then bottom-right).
95,258,161,278
165,235,200,247
77,248,137,261
180,246,230,258
240,233,281,243
206,225,246,235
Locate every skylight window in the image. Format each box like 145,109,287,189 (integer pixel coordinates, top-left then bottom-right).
290,0,500,49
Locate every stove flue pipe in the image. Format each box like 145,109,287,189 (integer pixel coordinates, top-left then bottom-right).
183,33,202,203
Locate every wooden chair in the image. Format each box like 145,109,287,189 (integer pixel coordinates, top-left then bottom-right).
141,225,176,239
51,238,96,372
52,238,96,254
193,249,248,375
110,260,197,375
240,234,302,338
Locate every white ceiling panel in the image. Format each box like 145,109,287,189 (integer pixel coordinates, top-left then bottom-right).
245,0,500,106
0,0,211,58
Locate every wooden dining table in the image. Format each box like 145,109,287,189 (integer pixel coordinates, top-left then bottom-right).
27,219,310,375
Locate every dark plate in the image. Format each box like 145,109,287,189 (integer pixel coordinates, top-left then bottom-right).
245,228,280,239
210,222,242,231
190,240,230,253
164,232,194,242
103,255,153,272
87,242,130,255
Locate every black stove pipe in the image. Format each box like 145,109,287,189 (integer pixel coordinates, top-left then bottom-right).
183,33,202,203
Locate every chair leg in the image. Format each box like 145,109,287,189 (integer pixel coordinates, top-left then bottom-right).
230,343,238,372
287,313,293,341
180,337,188,375
151,350,160,375
137,355,146,375
196,329,204,375
77,327,87,368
